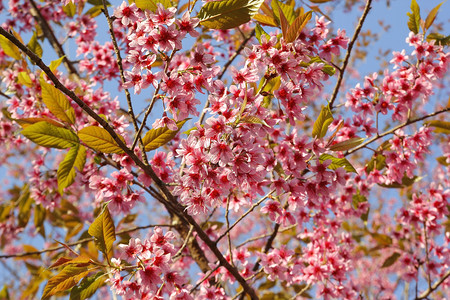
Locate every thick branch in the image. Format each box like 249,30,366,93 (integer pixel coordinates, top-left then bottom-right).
329,0,372,109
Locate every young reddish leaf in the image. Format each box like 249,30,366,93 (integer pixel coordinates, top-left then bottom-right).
78,126,125,154
406,0,421,34
312,105,333,138
197,0,265,30
70,272,106,300
319,154,357,173
381,252,401,268
260,1,274,18
40,80,76,125
41,265,91,300
49,257,73,269
278,6,289,40
329,137,366,151
285,10,312,43
15,117,65,129
253,14,278,27
57,144,87,194
22,121,79,149
50,255,93,270
424,2,444,31
309,0,332,3
143,119,188,151
88,207,115,260
0,34,21,60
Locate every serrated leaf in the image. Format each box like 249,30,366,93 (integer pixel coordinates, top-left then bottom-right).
381,252,401,268
329,137,366,151
285,11,312,43
57,144,87,194
407,0,420,34
197,0,264,30
312,105,333,138
22,121,79,149
88,207,115,259
255,23,270,43
40,80,76,124
70,272,106,300
319,153,357,173
278,6,289,40
378,175,422,188
426,120,450,134
143,119,188,151
253,13,278,27
425,2,444,31
0,34,21,60
436,156,449,166
78,126,125,154
41,265,91,300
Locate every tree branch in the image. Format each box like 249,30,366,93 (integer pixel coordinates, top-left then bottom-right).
329,0,372,109
0,28,258,299
416,269,450,300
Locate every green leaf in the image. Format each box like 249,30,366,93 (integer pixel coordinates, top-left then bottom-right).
28,32,43,58
426,32,450,45
312,105,333,138
41,266,91,300
366,154,386,173
49,56,66,73
84,5,103,17
40,80,76,124
329,137,366,151
319,153,357,173
197,0,264,30
63,2,77,17
406,0,421,34
285,10,312,43
18,184,32,228
378,175,422,188
352,192,367,209
309,0,332,3
78,126,125,154
0,34,21,60
306,56,336,75
57,144,87,194
143,119,188,151
88,206,115,260
0,285,10,300
425,2,444,31
70,272,106,300
370,232,392,247
22,121,79,149
135,0,172,11
255,23,270,43
426,120,450,134
381,252,401,268
271,0,295,25
17,71,33,87
34,204,46,238
239,115,270,127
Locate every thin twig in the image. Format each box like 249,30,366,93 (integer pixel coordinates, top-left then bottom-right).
416,269,450,299
189,264,221,293
345,107,450,156
173,225,194,259
329,0,372,109
0,224,173,259
101,0,148,164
